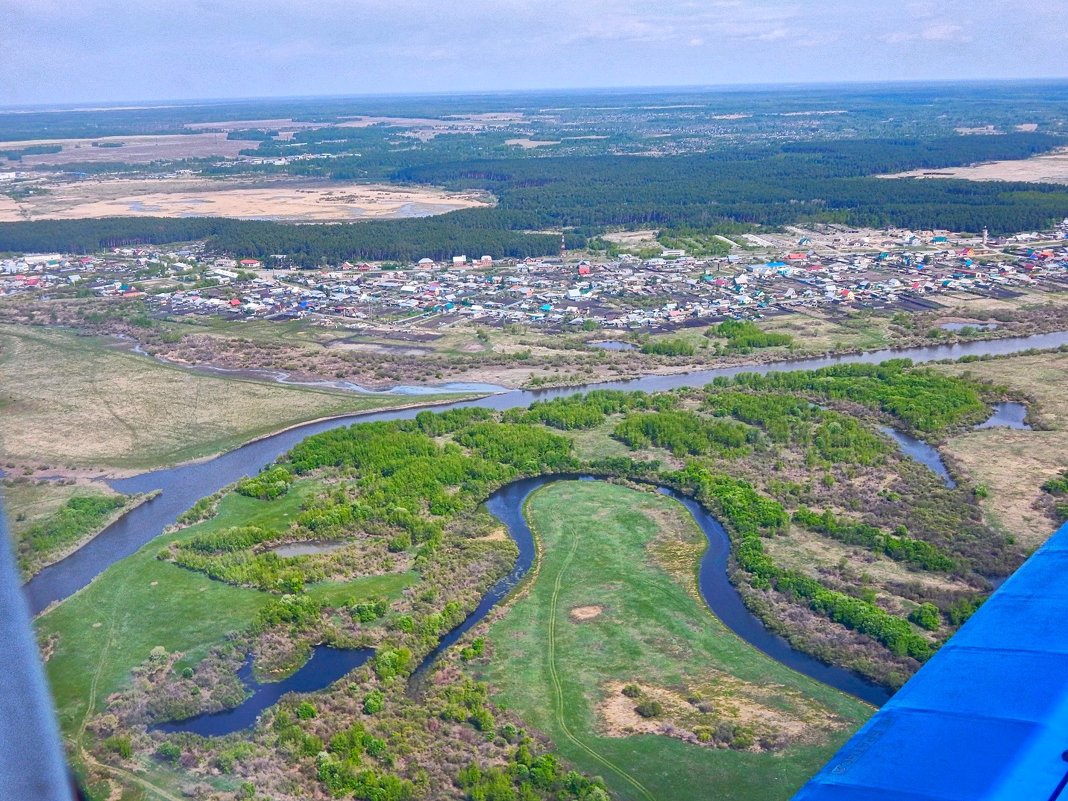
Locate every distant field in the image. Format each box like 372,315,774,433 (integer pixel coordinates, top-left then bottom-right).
0,324,452,472
881,147,1068,185
0,176,490,223
0,131,248,164
475,480,870,801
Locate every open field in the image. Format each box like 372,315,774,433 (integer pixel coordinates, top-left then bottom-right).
759,310,893,352
938,352,1068,548
881,147,1068,185
0,132,249,165
0,176,491,222
36,481,411,734
474,481,870,801
0,324,456,472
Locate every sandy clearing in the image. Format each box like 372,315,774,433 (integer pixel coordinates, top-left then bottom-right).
475,527,509,543
880,147,1068,185
602,229,660,245
569,605,604,622
0,132,249,165
597,678,839,748
0,177,491,222
506,138,561,149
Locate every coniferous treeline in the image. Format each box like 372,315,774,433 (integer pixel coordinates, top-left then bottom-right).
1,134,1064,262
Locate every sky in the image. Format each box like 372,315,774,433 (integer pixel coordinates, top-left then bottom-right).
2,0,1066,106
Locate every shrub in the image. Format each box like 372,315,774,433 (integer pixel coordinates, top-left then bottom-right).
635,700,663,718
155,742,181,764
908,603,942,631
363,690,384,715
236,465,294,500
104,735,133,759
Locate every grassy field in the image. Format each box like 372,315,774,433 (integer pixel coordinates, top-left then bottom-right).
474,481,871,801
37,480,412,735
0,324,457,472
759,310,892,352
937,352,1068,548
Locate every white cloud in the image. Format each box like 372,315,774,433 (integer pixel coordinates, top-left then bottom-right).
0,0,1064,104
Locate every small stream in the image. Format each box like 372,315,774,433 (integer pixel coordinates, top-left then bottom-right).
878,427,957,489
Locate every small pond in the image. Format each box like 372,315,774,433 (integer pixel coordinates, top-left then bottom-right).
590,340,637,351
975,402,1031,430
270,541,347,557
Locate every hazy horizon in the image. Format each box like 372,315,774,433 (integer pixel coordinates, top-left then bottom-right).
4,0,1066,107
2,76,1068,114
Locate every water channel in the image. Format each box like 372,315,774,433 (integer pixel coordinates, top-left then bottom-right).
24,331,1068,717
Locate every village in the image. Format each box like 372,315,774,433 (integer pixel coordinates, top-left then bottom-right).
3,221,1068,334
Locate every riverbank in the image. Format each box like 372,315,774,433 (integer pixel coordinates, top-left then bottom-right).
17,489,160,580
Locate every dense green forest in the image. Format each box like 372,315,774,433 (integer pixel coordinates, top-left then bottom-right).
1,132,1065,263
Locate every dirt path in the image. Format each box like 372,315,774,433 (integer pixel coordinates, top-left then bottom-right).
546,525,657,801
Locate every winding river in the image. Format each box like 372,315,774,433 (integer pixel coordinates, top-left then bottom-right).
22,331,1068,714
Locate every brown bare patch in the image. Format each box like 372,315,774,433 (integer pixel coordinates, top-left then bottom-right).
597,677,844,751
475,527,508,543
0,176,489,223
569,605,604,622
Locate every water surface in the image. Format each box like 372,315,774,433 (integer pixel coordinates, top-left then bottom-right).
879,427,956,489
26,330,1068,614
975,402,1030,430
154,645,373,737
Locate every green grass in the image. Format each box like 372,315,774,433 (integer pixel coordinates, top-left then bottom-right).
307,572,417,606
0,324,463,471
14,491,127,577
37,480,411,734
560,422,633,461
475,481,871,801
4,479,126,578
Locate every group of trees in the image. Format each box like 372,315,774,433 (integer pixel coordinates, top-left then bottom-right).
18,492,126,572
505,389,672,431
793,507,956,572
673,464,932,661
704,390,889,466
236,465,294,500
640,338,696,357
457,750,610,801
719,360,989,433
707,320,793,351
613,409,757,457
